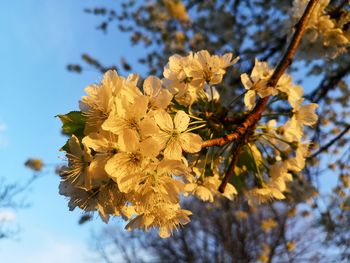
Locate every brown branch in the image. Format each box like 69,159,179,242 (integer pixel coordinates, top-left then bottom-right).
218,137,246,193
202,99,268,148
202,0,319,149
213,0,320,193
222,115,248,125
217,100,268,193
267,207,288,263
267,0,318,87
310,124,350,159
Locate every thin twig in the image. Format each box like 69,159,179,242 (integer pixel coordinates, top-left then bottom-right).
310,124,350,159
307,58,350,103
213,0,320,193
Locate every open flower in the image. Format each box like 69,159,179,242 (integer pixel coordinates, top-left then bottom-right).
291,0,350,59
80,70,141,133
63,135,108,191
186,50,239,88
126,202,192,238
241,59,276,110
163,53,198,105
143,75,173,110
293,100,318,126
154,110,203,160
185,174,237,202
163,51,238,105
102,94,154,140
59,179,97,212
285,143,310,172
104,129,154,193
79,71,115,133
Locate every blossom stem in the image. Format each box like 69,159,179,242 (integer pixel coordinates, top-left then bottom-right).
214,140,232,159
210,85,214,102
188,120,207,125
266,96,280,107
248,144,263,180
200,147,211,181
259,133,292,145
188,114,204,121
257,141,273,160
186,124,206,133
261,136,284,154
228,90,247,106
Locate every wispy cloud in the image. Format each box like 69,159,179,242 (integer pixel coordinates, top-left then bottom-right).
29,239,93,263
1,229,98,263
0,210,16,222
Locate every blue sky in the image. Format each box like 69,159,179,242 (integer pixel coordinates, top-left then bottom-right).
0,1,145,262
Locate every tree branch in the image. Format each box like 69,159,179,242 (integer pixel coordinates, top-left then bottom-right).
218,138,246,193
212,0,320,193
202,0,319,149
310,124,350,159
307,58,350,103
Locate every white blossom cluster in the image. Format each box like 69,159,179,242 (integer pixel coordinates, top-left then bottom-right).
58,50,317,237
241,59,318,203
59,50,239,237
291,0,350,59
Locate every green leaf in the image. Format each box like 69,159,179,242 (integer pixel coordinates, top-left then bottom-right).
60,139,70,152
236,144,262,175
230,170,245,193
57,111,85,137
229,144,264,192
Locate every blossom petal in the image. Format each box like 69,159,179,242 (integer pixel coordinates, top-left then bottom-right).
118,129,139,153
174,111,190,132
105,153,129,181
88,155,109,187
154,89,173,109
159,226,171,238
102,108,124,135
143,76,161,96
131,95,148,119
195,50,210,69
244,90,256,110
222,183,237,200
240,73,253,90
139,117,159,137
299,103,318,126
126,73,139,87
164,141,183,160
117,171,141,193
140,137,162,158
154,110,173,132
195,186,214,202
102,70,121,95
82,131,117,152
282,117,303,142
68,135,83,157
179,133,202,153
